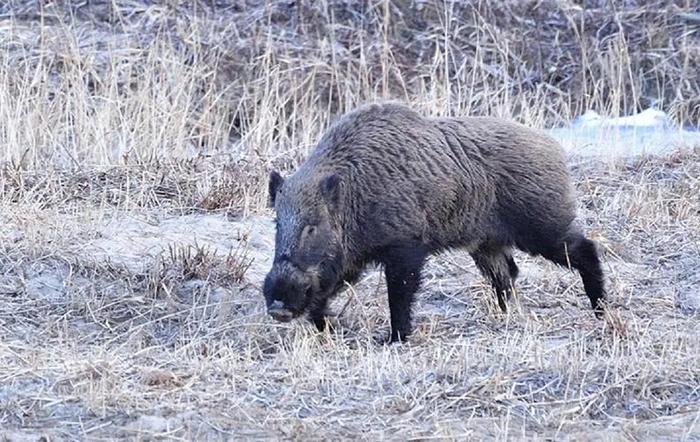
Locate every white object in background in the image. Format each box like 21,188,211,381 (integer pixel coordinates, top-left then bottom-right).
550,108,699,157
572,108,670,129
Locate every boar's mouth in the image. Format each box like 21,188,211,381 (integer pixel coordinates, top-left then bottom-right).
268,305,295,322
266,287,313,322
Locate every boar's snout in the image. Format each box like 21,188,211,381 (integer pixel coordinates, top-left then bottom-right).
263,262,312,321
267,300,294,322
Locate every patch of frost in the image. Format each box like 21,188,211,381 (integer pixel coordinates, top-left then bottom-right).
80,213,275,285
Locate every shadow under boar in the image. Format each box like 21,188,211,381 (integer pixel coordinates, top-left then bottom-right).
263,102,605,342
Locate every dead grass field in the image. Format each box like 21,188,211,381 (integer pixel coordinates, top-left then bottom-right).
1,1,699,440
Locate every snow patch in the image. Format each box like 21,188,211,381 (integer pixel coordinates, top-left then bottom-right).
571,108,671,129
549,108,700,157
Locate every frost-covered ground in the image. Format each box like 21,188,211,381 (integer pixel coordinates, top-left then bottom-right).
1,125,699,438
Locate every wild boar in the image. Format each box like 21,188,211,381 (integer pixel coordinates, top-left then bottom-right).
263,102,605,342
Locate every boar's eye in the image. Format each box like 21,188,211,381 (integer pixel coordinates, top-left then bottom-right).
302,225,317,239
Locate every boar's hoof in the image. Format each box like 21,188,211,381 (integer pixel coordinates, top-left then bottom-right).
379,331,408,345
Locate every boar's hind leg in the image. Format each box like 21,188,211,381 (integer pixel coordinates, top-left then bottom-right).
383,246,428,343
470,245,519,312
537,230,605,316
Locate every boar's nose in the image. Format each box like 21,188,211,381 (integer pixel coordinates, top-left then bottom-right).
268,300,293,322
268,300,284,311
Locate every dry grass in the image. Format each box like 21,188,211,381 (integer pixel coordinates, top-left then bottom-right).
1,1,699,169
1,149,699,440
0,1,699,440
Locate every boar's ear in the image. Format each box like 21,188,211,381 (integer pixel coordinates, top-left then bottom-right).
268,170,284,208
320,174,341,208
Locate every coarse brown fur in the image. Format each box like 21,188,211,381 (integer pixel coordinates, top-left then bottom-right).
264,102,605,342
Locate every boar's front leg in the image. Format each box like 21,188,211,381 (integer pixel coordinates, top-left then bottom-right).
308,298,330,331
383,245,428,343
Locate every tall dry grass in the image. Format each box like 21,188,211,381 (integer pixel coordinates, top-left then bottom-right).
1,1,698,178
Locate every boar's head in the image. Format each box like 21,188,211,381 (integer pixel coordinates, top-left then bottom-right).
263,170,344,322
